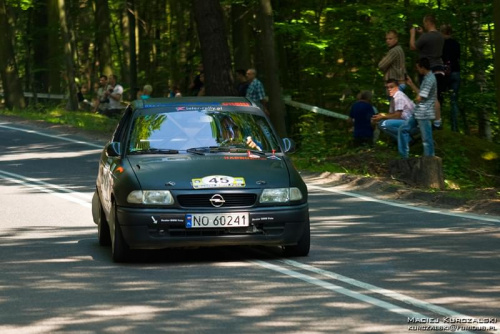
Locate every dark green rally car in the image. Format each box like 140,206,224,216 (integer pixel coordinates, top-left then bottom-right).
92,97,310,262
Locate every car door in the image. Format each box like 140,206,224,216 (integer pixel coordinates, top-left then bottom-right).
98,107,134,216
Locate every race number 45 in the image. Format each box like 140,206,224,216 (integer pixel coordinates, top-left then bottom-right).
191,175,246,189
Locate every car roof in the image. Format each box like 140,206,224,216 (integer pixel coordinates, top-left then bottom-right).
132,97,258,109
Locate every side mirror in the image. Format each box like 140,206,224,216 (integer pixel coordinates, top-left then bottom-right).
106,142,121,157
282,138,296,153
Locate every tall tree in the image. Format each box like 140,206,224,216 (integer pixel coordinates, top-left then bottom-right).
95,0,113,76
231,1,252,71
0,0,25,109
128,0,138,100
192,0,237,96
258,0,287,137
58,0,78,110
48,0,62,94
494,0,500,120
31,1,49,95
468,6,492,140
119,2,130,89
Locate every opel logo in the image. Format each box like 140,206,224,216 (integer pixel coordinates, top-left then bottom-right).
209,194,225,207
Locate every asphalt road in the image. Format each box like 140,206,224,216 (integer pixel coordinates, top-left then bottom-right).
0,120,499,334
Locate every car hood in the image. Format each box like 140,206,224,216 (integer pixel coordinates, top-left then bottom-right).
127,155,290,190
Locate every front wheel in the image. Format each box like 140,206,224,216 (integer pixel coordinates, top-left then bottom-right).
96,194,111,246
110,202,131,262
283,219,310,257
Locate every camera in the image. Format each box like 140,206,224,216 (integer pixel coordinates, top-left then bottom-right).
100,98,110,103
108,88,113,93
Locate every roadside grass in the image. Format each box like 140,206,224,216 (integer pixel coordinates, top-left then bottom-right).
291,118,500,195
0,107,117,134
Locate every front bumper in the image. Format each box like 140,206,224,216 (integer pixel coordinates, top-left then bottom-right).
116,204,309,249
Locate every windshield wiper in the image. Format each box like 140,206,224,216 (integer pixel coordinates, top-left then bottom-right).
186,146,268,157
186,146,230,155
224,145,267,156
129,148,179,154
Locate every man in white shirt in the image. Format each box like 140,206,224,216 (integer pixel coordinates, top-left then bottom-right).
103,74,124,116
372,79,415,142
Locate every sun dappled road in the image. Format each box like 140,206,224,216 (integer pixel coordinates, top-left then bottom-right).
0,120,499,334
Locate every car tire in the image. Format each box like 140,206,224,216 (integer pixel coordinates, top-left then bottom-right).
283,219,310,257
110,202,131,263
96,195,111,246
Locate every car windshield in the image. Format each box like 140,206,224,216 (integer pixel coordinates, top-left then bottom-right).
127,110,281,154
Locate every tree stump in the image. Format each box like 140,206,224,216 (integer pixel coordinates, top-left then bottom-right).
389,156,445,190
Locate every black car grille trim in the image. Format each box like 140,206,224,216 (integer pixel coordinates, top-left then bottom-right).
176,193,257,208
148,222,285,238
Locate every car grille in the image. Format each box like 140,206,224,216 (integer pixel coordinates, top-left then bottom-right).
177,193,257,208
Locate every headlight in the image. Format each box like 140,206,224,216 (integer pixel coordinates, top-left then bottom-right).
259,187,303,203
127,190,174,205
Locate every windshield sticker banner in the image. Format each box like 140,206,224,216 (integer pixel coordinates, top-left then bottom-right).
192,175,246,189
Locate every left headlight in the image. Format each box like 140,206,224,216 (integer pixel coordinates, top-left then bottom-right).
259,187,303,203
127,190,174,205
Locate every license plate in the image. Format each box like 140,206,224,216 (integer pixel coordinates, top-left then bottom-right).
185,213,249,228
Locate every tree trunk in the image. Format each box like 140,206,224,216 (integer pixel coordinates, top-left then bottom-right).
192,0,237,96
231,2,252,71
58,0,79,110
389,157,445,190
32,2,49,94
48,0,62,94
118,3,130,88
95,0,113,76
258,0,287,137
128,0,138,100
0,0,26,109
494,0,500,121
469,9,492,140
168,0,188,93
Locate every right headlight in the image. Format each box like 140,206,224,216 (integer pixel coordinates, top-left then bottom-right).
127,190,174,205
259,187,303,203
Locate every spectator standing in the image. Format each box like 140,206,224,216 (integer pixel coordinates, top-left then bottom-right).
441,24,461,132
94,75,110,114
399,58,437,159
378,30,407,91
103,74,123,117
245,68,267,111
235,69,249,97
140,84,153,100
189,63,204,96
197,73,206,96
348,91,376,147
410,14,445,128
372,79,415,142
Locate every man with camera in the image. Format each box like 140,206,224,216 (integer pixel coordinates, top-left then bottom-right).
410,14,445,129
102,74,124,117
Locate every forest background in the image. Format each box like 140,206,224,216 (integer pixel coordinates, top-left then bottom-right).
1,0,500,193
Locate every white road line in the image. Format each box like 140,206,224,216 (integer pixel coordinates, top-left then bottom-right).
0,123,104,148
281,259,498,331
0,169,91,208
307,184,500,223
251,260,475,333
